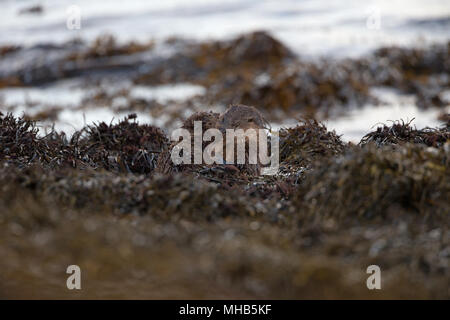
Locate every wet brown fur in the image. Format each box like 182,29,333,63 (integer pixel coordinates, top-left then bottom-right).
156,105,268,176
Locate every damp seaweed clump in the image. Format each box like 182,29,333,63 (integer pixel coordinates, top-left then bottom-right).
0,112,42,166
359,119,450,148
0,112,169,174
295,143,450,221
75,114,169,174
0,112,85,169
279,119,347,172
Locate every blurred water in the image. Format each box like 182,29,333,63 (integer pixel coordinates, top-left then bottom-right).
2,0,449,58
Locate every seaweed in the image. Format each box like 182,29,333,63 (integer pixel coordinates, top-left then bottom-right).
0,112,42,166
295,143,450,220
0,112,449,299
0,112,169,173
356,42,450,109
0,149,448,299
66,34,154,61
80,114,169,174
359,119,450,147
2,34,447,125
134,31,373,117
279,119,346,170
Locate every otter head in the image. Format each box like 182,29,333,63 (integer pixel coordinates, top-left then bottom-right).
218,104,269,132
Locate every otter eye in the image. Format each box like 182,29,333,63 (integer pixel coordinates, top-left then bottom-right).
248,118,253,122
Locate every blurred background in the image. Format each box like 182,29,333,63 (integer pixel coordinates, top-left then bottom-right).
1,0,449,300
1,0,449,141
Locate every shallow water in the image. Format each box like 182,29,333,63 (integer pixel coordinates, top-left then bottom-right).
3,0,450,58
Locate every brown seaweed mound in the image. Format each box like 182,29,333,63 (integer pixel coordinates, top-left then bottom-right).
295,143,450,220
134,31,293,86
359,119,450,148
81,114,169,173
0,112,169,173
279,119,347,169
0,112,42,165
193,31,293,71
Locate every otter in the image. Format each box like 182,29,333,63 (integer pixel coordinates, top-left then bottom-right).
217,104,269,133
156,104,269,176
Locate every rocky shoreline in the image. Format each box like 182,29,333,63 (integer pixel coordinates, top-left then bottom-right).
1,32,448,129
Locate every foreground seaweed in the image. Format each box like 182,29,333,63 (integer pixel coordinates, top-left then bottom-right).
0,113,449,299
0,161,448,299
295,143,450,220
